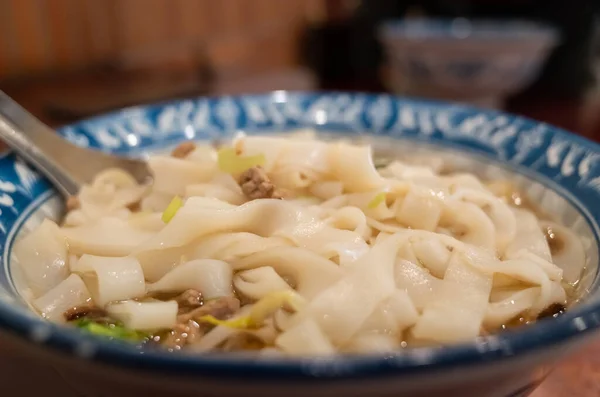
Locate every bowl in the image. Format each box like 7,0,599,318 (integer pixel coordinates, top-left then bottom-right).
1,92,600,397
378,18,560,108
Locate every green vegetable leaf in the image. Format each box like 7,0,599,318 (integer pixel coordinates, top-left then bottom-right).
74,318,148,341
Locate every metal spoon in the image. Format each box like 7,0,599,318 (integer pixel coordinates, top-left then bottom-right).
0,91,151,198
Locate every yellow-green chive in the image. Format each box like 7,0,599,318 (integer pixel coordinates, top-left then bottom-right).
162,196,183,223
217,147,266,174
367,192,386,209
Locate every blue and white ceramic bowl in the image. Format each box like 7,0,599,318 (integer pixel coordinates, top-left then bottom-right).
378,19,559,108
1,92,599,397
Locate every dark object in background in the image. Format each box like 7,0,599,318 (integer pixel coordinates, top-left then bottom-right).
302,0,600,99
302,21,360,90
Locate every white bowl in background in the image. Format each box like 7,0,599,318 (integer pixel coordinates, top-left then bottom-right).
378,18,560,108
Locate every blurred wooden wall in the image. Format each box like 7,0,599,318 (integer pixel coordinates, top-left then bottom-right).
0,0,329,81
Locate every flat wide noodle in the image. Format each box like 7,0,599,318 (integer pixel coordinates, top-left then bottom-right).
15,130,583,355
13,219,68,297
286,234,404,345
412,250,493,343
148,259,233,299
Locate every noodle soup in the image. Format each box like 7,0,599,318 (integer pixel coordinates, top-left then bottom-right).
12,131,588,355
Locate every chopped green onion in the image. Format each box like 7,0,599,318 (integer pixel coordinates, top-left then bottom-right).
162,196,183,223
74,318,148,341
368,192,386,209
217,147,266,174
249,290,305,326
198,314,252,329
198,291,306,330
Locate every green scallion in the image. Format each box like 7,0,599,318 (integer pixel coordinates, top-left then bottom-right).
162,195,183,223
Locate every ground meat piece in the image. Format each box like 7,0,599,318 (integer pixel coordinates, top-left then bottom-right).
65,195,80,211
171,141,196,158
126,201,141,212
178,296,241,323
174,289,203,313
238,166,282,200
163,296,240,350
537,303,566,320
163,320,202,351
64,305,107,322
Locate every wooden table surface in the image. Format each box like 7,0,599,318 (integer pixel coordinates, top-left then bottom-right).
2,74,600,396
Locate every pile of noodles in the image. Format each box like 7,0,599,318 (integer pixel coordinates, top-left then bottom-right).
14,130,585,355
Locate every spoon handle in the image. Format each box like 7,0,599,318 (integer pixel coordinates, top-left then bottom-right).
0,90,79,197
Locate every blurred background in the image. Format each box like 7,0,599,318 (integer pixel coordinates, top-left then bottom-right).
0,0,599,140
1,1,600,396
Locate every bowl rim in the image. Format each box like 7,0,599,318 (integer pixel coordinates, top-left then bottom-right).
1,91,600,381
379,17,560,43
